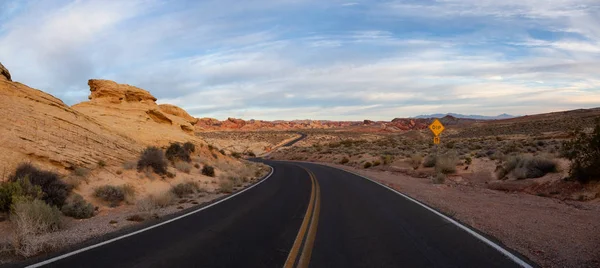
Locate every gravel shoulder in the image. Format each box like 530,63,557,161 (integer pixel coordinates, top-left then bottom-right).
319,162,600,268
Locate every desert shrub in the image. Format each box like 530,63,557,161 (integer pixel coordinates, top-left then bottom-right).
61,194,94,219
431,173,446,184
423,155,437,168
381,155,394,165
73,167,89,177
247,151,256,157
166,143,191,163
501,155,557,179
97,160,107,168
202,165,215,177
0,179,44,212
94,185,125,205
219,149,226,155
11,199,62,235
137,146,168,175
435,153,458,174
464,157,472,165
373,160,381,167
561,121,600,182
9,163,70,208
175,161,192,174
219,180,234,193
194,163,200,169
340,157,350,164
138,191,176,212
231,152,242,159
123,161,137,170
409,154,423,169
183,142,196,153
171,182,199,198
363,162,372,169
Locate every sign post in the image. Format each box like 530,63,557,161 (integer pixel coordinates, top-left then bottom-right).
428,119,445,144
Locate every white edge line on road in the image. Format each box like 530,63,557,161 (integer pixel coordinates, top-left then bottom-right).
301,162,534,268
27,166,275,268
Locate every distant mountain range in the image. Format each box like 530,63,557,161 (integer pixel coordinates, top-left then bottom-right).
413,113,516,120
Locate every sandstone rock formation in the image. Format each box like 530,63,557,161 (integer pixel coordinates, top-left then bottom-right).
73,79,198,145
159,104,199,125
0,62,10,81
0,74,140,174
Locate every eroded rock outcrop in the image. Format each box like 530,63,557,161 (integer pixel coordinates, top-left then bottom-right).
0,75,139,173
73,79,197,146
0,62,11,81
159,104,198,125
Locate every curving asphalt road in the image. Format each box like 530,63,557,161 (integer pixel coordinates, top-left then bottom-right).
14,134,535,268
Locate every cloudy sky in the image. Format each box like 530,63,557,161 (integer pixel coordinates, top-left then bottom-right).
0,0,599,120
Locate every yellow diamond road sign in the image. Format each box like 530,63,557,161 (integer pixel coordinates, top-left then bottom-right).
429,119,445,136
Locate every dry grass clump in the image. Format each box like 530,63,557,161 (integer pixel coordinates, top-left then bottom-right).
340,157,350,164
175,161,192,174
171,182,200,198
363,162,372,169
202,165,215,177
219,180,234,193
137,191,177,212
431,173,446,184
435,153,458,174
11,199,62,257
123,161,137,170
137,146,168,175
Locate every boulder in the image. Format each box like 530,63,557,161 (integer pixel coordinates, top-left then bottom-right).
0,62,11,81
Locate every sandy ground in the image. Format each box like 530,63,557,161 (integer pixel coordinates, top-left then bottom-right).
317,162,600,268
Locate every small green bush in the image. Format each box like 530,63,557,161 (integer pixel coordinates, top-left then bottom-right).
381,155,394,165
166,143,191,163
202,165,215,177
9,163,70,208
94,185,125,205
363,162,372,169
373,160,381,167
464,157,472,165
61,194,94,219
137,146,168,175
171,182,199,198
340,157,350,164
0,179,43,212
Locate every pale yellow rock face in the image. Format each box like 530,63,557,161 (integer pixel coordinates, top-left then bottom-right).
0,78,140,174
159,104,199,125
72,79,198,146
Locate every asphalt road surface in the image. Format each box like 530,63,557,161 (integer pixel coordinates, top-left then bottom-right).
17,159,534,268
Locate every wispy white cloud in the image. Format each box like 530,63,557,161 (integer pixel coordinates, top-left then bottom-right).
0,0,598,120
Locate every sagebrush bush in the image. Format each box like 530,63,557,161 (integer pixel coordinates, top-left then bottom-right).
183,142,196,153
171,182,199,198
381,155,394,165
175,161,192,174
373,160,381,167
423,155,436,168
11,199,62,235
435,153,458,174
562,121,600,182
340,157,349,164
166,143,191,163
202,165,215,177
500,155,557,179
137,146,168,175
61,194,94,219
137,191,176,212
219,180,234,193
363,162,372,169
9,163,71,208
94,185,125,205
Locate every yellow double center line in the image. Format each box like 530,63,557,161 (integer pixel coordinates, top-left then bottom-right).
284,166,321,268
